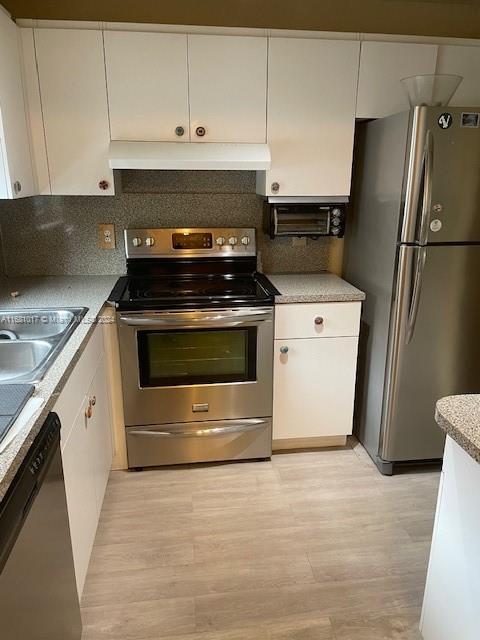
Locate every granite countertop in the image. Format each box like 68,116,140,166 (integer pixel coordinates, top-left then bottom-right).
0,275,119,501
266,272,366,304
435,395,480,464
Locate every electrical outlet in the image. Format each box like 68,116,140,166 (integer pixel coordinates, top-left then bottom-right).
99,224,116,250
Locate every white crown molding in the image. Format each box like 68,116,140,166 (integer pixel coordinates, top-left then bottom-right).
14,18,480,46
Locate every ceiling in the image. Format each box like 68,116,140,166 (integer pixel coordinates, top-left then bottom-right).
2,0,480,39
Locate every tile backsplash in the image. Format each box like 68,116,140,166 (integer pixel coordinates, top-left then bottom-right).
0,171,331,276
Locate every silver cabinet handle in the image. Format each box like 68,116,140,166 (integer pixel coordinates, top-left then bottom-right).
280,346,289,354
271,181,280,193
314,316,324,326
175,126,185,137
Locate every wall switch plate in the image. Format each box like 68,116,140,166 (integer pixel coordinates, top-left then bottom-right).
292,236,307,248
99,223,116,250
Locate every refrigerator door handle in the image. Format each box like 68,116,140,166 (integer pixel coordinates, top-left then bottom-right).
406,246,427,344
417,130,434,246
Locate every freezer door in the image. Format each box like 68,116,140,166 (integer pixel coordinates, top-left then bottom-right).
380,244,480,462
401,106,480,245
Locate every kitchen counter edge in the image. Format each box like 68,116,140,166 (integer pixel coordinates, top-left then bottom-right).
435,395,480,464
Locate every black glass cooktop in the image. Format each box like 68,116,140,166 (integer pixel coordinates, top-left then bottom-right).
109,273,277,310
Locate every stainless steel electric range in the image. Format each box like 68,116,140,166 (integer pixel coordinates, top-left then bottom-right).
109,228,277,469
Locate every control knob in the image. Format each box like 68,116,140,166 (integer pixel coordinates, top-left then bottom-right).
241,236,250,245
331,227,341,236
331,208,342,218
228,236,238,246
132,237,142,247
145,237,155,247
216,236,226,246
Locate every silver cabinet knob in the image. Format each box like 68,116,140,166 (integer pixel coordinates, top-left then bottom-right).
280,346,289,354
195,126,206,137
241,236,250,245
132,237,142,247
271,182,280,193
145,237,155,247
98,180,110,191
314,316,324,326
228,236,238,246
216,236,225,246
13,180,22,195
175,126,185,137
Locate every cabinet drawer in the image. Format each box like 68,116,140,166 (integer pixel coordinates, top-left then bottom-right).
275,302,361,339
55,324,105,447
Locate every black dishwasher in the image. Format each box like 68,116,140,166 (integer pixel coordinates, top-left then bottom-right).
0,412,82,639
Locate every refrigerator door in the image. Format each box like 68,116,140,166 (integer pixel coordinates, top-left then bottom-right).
400,106,480,245
380,244,480,463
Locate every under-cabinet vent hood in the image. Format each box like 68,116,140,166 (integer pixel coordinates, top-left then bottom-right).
108,141,271,171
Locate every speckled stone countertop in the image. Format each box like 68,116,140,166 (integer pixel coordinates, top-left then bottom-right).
435,395,480,464
0,275,119,501
266,272,366,304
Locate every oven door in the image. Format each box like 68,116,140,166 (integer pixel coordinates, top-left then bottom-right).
117,308,274,426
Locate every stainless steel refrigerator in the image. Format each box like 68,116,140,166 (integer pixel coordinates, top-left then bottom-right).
344,105,480,475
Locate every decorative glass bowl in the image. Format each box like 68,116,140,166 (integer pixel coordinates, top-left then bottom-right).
401,74,463,107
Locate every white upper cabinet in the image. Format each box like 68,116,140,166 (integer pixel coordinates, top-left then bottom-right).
258,37,360,197
436,45,480,106
356,41,438,119
0,8,35,199
34,28,113,195
188,35,267,143
105,31,190,142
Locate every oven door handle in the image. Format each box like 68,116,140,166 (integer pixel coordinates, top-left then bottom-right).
119,311,272,327
128,419,269,438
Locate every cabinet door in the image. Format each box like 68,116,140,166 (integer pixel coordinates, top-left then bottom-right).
188,35,267,143
261,38,359,197
0,9,35,198
104,31,190,142
356,41,438,119
87,356,113,515
34,28,113,195
273,337,358,440
61,401,98,597
436,45,480,107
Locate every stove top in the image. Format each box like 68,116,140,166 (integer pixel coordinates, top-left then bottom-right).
108,227,278,310
110,273,276,310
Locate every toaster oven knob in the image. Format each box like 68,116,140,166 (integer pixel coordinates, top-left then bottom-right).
216,236,226,246
332,218,341,227
332,208,342,218
132,237,142,247
145,237,155,247
228,236,238,246
331,227,341,236
241,236,250,245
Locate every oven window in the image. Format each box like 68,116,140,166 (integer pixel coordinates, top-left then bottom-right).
137,327,257,387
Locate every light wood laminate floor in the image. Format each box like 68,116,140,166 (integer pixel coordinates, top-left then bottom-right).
81,438,440,640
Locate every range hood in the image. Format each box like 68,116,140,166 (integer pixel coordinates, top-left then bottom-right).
108,141,271,171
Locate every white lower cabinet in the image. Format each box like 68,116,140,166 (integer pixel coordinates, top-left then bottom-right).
273,302,360,447
55,325,113,597
421,436,480,640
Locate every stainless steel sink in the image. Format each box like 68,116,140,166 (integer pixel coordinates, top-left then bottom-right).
0,308,88,383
